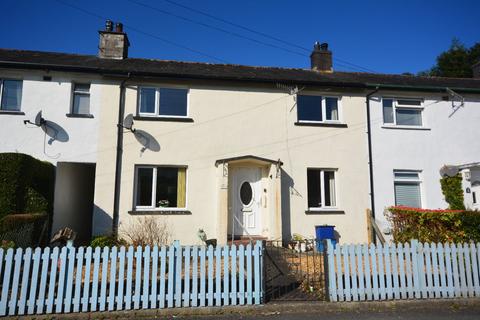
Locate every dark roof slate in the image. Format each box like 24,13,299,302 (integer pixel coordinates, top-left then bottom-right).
1,48,479,91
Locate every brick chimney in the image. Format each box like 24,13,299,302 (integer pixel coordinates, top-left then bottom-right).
98,20,130,59
310,42,332,72
473,61,480,78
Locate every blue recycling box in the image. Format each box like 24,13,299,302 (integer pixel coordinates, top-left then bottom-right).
315,225,336,252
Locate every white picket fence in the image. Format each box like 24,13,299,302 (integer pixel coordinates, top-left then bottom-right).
0,241,263,316
326,240,480,302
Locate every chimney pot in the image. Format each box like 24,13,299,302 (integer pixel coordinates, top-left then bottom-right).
115,23,123,33
105,20,113,32
310,41,333,72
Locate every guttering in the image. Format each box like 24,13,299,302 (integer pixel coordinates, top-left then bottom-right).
366,83,480,94
112,73,131,237
366,87,379,227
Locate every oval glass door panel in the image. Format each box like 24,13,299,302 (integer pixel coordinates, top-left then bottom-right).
240,181,253,206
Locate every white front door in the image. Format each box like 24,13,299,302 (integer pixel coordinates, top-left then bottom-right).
231,167,262,236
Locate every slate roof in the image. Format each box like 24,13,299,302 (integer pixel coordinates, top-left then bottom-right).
1,48,479,92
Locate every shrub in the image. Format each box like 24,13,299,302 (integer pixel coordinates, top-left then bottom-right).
121,217,171,247
387,206,480,243
0,153,55,219
440,174,465,210
90,235,126,248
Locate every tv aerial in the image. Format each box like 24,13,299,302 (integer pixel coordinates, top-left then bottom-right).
119,113,136,133
446,88,464,108
23,110,46,127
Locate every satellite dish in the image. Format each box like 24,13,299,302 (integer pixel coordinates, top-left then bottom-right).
120,113,135,132
23,110,46,127
34,110,46,126
439,165,459,177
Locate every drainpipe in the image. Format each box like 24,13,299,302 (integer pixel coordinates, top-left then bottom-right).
366,87,379,241
112,73,131,237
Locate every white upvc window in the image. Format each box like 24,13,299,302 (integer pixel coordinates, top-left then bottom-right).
138,87,189,118
134,165,187,211
0,79,23,111
307,168,337,210
71,83,91,115
297,95,342,123
393,170,422,208
383,98,424,127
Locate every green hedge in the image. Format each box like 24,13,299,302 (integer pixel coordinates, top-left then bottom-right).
0,153,55,219
440,174,465,210
387,206,480,243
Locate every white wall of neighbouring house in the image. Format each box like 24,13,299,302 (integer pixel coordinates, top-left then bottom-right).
0,69,103,164
0,68,115,241
92,79,372,245
369,92,480,234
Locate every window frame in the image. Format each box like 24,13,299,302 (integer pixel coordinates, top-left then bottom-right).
393,169,423,208
382,97,424,128
0,78,23,112
297,94,343,124
306,167,339,211
137,86,190,118
70,82,91,116
133,165,188,211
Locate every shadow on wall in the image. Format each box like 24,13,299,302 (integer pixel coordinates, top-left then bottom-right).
133,129,161,153
42,120,69,144
281,169,293,242
92,204,113,238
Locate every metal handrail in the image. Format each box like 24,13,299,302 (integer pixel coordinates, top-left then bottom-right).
232,215,254,243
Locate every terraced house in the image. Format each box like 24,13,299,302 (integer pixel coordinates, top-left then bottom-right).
0,22,479,244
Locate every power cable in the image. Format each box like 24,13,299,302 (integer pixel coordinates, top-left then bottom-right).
53,0,229,63
160,0,378,73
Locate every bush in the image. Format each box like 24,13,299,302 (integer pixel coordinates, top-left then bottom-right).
121,217,171,247
0,153,55,219
90,235,126,248
387,206,480,243
440,174,465,210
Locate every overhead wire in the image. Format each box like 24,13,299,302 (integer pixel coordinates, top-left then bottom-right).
53,0,230,63
159,0,378,73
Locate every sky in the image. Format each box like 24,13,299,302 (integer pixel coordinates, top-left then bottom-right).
0,0,479,74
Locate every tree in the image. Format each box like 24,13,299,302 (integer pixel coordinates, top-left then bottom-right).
419,39,480,78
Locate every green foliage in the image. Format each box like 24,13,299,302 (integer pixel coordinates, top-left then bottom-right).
419,39,480,78
0,153,55,219
387,207,480,243
0,240,15,250
90,235,126,248
440,174,466,210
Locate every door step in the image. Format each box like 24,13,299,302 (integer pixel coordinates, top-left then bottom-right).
227,235,268,246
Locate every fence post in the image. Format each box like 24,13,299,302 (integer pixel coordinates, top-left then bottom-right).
324,239,337,302
261,240,266,304
410,240,421,298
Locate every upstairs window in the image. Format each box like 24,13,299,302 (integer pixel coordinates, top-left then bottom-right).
0,79,23,111
139,87,188,117
393,170,422,208
72,83,91,115
297,95,340,122
135,166,187,210
307,168,337,209
383,98,423,126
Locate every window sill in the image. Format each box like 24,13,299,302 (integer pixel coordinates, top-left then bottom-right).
134,116,193,122
305,209,345,214
128,209,191,215
381,125,430,131
0,110,25,115
295,121,347,128
66,113,94,118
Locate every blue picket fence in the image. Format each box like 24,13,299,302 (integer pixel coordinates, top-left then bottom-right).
326,240,480,302
0,241,263,316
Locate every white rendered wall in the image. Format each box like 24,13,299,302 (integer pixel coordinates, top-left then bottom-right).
370,92,480,232
0,69,102,164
